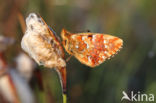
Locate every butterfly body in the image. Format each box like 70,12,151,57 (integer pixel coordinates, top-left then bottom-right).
61,29,123,67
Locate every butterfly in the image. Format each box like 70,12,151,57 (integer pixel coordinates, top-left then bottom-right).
61,29,123,67
21,13,66,92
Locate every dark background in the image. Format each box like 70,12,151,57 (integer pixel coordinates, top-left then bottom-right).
0,0,156,103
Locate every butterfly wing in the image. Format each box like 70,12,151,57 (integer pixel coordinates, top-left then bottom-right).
69,33,123,67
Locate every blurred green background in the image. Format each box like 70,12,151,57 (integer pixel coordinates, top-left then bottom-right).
0,0,156,103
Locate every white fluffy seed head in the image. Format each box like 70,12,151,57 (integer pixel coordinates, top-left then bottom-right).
21,13,66,68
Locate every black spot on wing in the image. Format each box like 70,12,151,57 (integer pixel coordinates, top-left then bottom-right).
88,35,93,38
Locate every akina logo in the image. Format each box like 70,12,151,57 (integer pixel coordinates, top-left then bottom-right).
121,91,154,102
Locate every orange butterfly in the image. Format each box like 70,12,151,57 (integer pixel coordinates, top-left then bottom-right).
61,29,123,67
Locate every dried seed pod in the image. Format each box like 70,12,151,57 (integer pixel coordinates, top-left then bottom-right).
21,13,66,68
21,13,67,94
